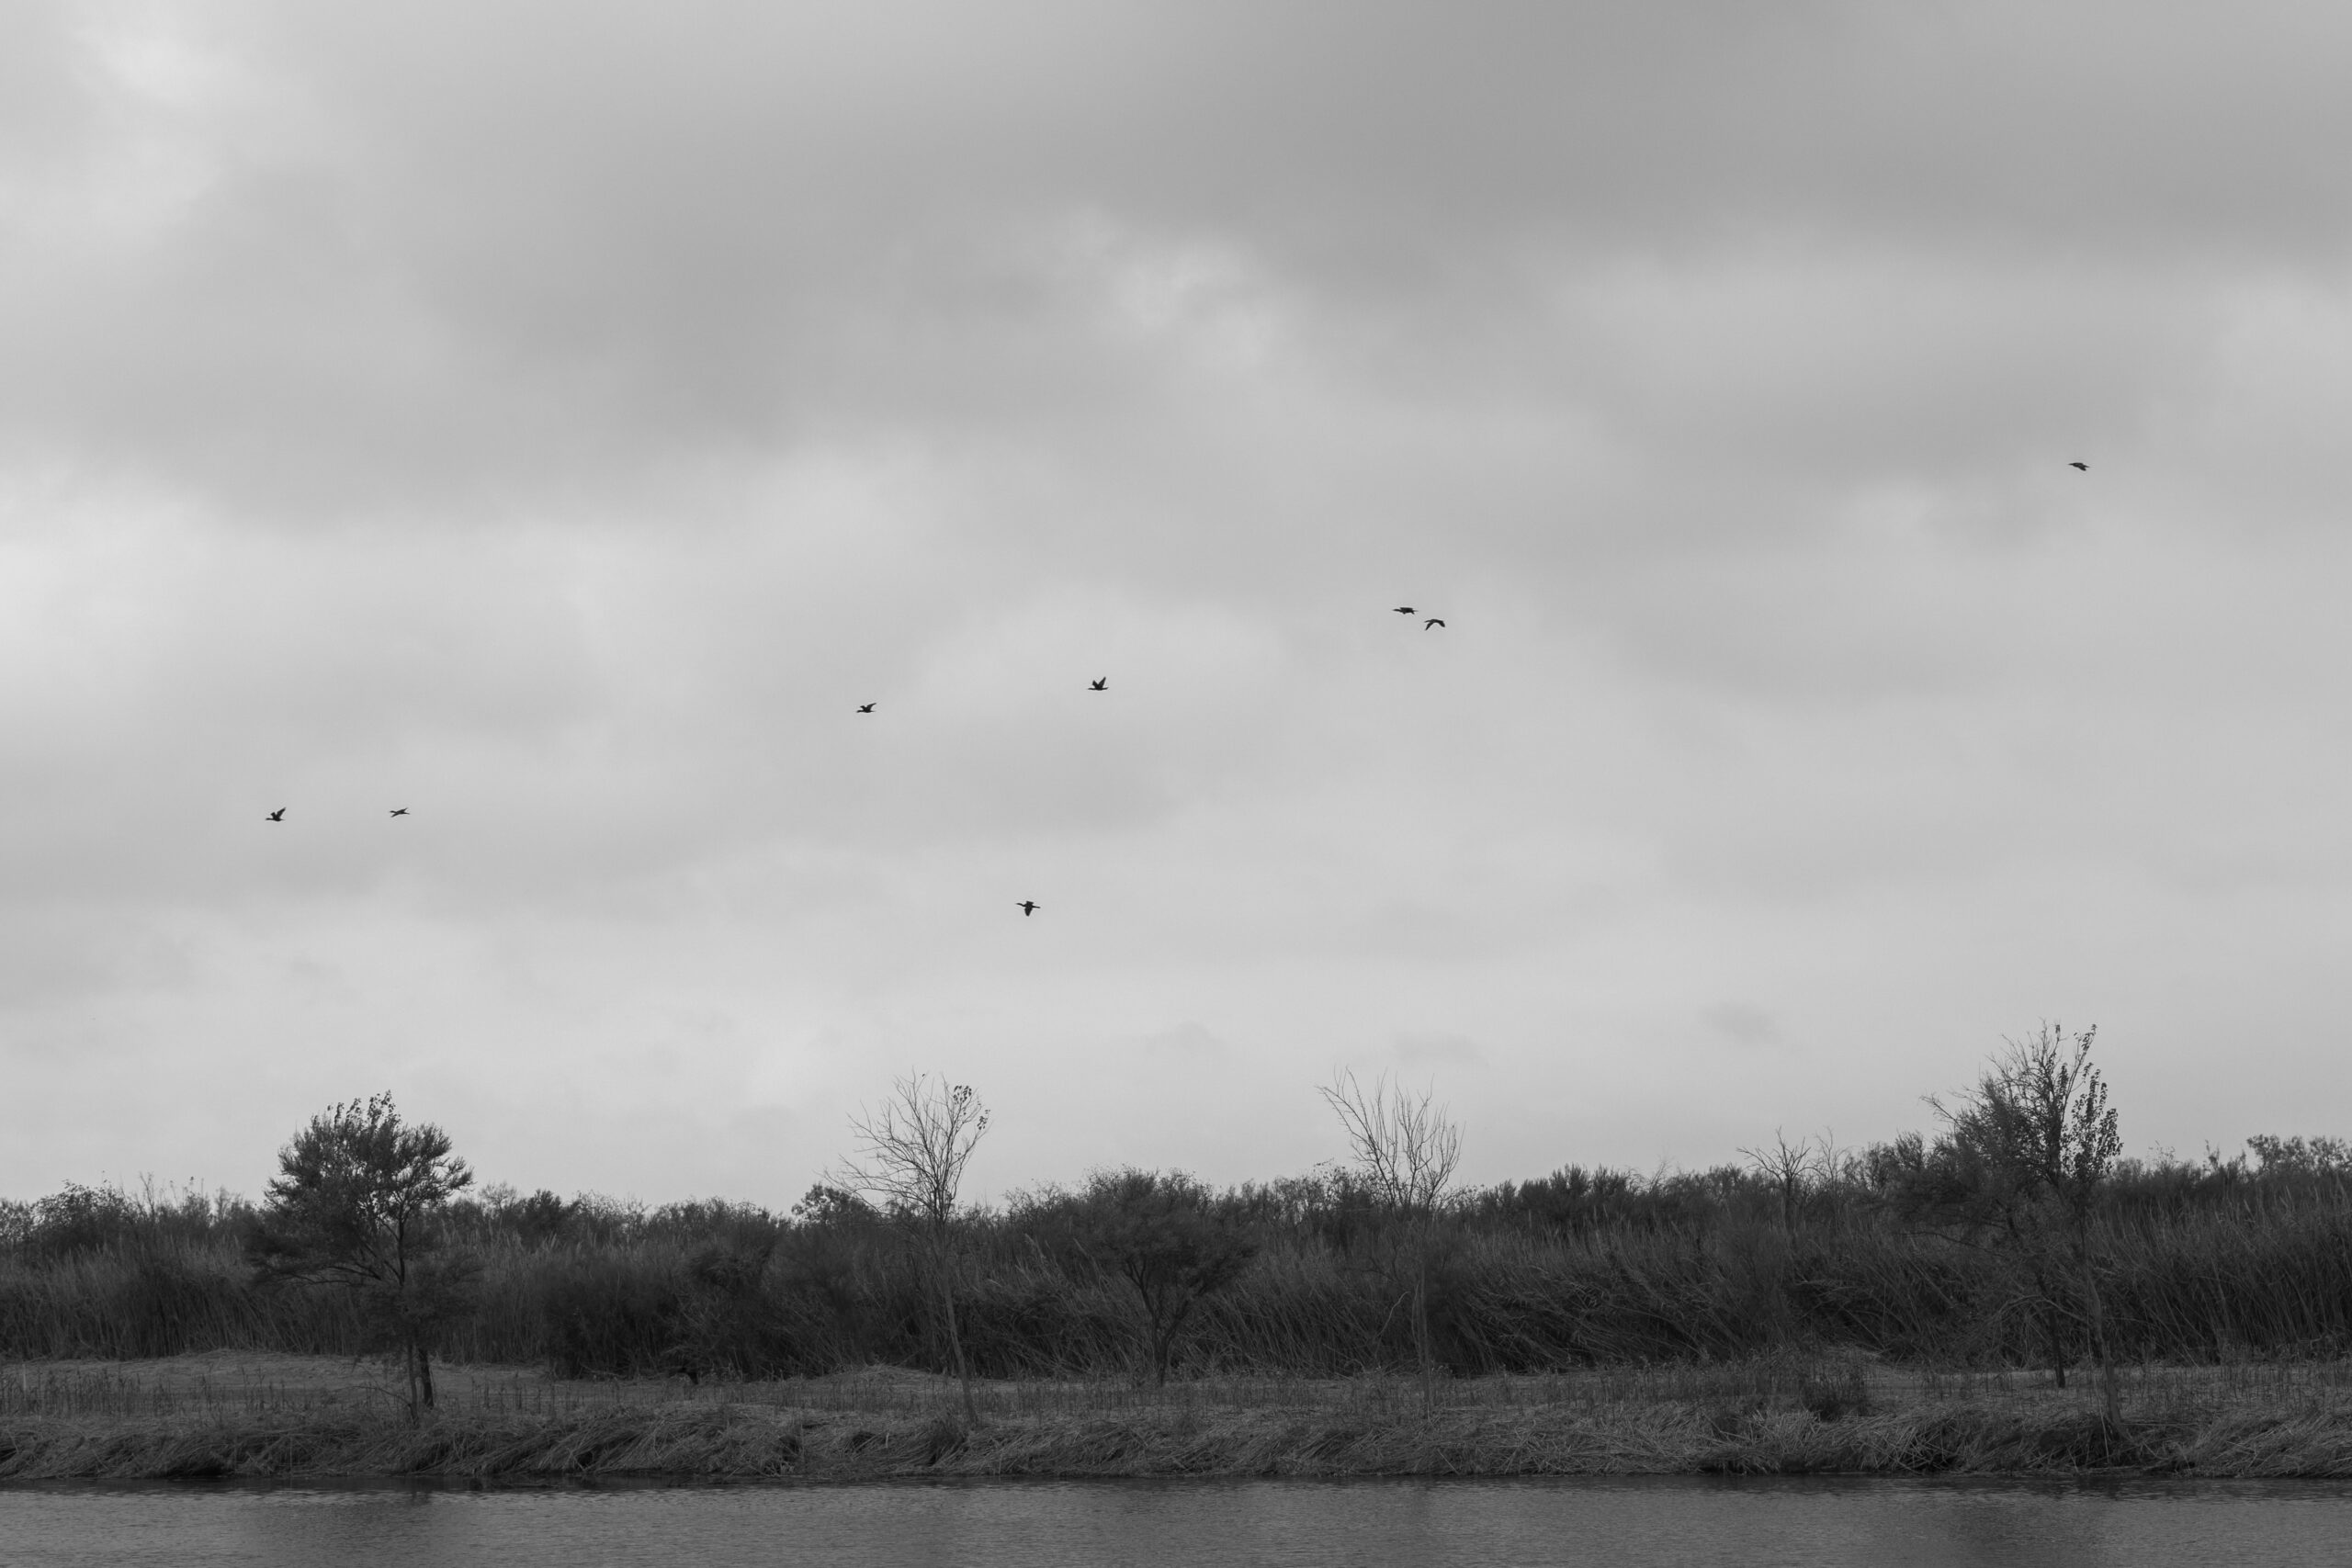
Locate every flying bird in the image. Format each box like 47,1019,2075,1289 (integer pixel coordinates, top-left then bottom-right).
1424,618,1445,630
1016,900,1040,916
1089,678,1107,691
2069,461,2088,471
389,807,409,818
856,703,876,713
266,808,286,822
1392,606,1415,615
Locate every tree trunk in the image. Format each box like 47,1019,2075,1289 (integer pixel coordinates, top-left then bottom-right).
401,1335,423,1424
1414,1272,1433,1410
2078,1248,2121,1427
1412,1225,1435,1412
2030,1258,2069,1388
935,1242,978,1427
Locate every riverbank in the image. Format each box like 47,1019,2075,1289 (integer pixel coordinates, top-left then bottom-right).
6,1354,2352,1482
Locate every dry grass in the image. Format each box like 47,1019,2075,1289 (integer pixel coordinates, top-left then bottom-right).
7,1353,2352,1482
14,1164,2352,1379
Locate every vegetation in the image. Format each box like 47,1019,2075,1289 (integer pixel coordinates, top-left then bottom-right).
1026,1169,1258,1386
5,1035,2352,1400
1897,1024,2125,1418
243,1093,476,1421
1319,1070,1461,1407
8,1357,2352,1481
835,1074,991,1423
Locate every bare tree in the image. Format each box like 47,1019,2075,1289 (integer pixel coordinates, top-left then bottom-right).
1918,1023,2124,1424
838,1073,990,1423
1740,1129,1830,1232
1320,1069,1462,1405
1321,1069,1462,1211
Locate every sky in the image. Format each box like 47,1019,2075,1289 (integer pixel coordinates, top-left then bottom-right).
6,0,2352,1208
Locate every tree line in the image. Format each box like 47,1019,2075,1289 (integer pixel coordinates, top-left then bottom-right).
7,1025,2352,1421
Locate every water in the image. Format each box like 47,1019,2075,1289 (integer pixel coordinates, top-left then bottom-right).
4,1477,2347,1567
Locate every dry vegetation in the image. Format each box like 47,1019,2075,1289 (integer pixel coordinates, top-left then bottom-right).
6,1161,2352,1481
7,1352,2352,1481
6,1048,2352,1481
6,1146,2352,1381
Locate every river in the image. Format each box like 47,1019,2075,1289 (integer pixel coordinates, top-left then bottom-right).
5,1475,2347,1566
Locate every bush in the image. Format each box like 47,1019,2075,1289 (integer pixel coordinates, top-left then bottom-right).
11,1133,2352,1378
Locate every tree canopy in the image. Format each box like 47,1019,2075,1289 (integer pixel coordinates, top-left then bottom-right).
247,1091,475,1418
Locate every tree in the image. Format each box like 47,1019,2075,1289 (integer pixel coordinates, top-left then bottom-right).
1740,1130,1831,1232
1052,1169,1258,1385
246,1092,476,1421
1916,1024,2124,1422
1320,1069,1462,1405
1322,1069,1462,1213
838,1073,989,1424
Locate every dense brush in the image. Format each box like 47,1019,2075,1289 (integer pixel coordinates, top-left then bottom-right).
6,1159,2352,1381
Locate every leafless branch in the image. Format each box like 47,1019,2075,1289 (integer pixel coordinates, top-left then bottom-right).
1320,1068,1461,1213
839,1073,991,1233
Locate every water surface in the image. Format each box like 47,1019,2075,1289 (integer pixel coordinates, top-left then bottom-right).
6,1476,2347,1567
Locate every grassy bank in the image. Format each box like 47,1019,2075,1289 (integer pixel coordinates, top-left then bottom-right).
7,1354,2352,1482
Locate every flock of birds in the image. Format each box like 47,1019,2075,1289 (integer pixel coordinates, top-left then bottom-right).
263,464,2097,914
910,605,1451,916
264,807,407,822
254,604,1450,924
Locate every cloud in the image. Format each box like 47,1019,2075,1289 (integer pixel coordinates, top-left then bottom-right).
1702,1004,1779,1048
1134,1021,1228,1059
1392,1032,1485,1067
7,2,2349,523
6,2,2352,1198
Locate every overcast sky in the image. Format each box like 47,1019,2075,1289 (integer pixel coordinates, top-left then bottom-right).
6,0,2352,1207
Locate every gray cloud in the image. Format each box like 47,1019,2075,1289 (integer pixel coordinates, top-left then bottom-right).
6,2,2352,1199
1392,1032,1485,1067
1702,1003,1779,1048
9,3,2349,519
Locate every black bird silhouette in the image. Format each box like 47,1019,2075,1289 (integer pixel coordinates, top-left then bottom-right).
856,703,876,713
390,807,409,818
1016,900,1040,916
1424,618,1445,630
266,808,286,822
2069,461,2089,471
1088,678,1107,691
1393,605,1415,615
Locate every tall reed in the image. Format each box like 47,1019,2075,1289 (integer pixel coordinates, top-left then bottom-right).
6,1152,2351,1380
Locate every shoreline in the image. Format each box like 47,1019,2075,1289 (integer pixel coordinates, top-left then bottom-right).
7,1356,2352,1483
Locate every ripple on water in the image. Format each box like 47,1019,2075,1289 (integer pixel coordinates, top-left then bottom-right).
5,1474,2352,1568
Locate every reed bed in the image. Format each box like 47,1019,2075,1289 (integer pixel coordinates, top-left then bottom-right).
7,1157,2352,1393
8,1209,2352,1380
